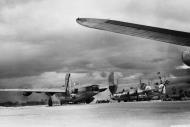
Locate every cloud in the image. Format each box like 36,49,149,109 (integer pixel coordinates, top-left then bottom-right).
0,0,190,102
0,0,188,78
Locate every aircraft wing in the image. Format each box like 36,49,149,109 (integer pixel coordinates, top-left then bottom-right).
76,18,190,46
0,89,66,93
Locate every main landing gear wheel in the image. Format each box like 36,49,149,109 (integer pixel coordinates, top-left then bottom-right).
48,96,53,106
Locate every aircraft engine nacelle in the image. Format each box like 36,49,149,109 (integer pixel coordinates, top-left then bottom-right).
22,92,32,96
182,51,190,66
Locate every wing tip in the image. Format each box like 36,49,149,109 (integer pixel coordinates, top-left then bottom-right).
76,17,108,27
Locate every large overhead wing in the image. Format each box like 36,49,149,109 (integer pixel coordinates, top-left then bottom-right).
0,88,66,93
76,18,190,47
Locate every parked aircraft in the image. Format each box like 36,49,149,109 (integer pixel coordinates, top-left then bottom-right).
108,72,169,102
0,73,107,106
108,72,143,102
76,18,190,66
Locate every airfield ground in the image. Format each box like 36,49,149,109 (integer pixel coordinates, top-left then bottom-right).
0,101,190,127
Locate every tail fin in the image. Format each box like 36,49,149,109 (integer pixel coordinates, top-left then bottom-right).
108,72,118,95
65,73,71,95
139,79,145,90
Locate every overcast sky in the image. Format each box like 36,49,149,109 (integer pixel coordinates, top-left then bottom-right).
0,0,190,98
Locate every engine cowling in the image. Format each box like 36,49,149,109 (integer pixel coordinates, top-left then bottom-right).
182,51,190,66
